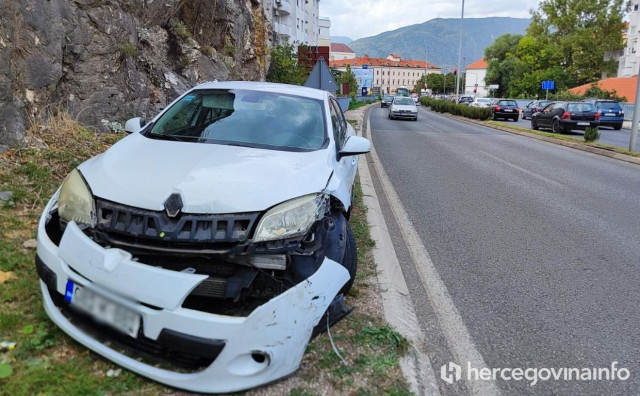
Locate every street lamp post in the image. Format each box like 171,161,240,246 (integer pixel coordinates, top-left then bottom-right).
455,0,465,100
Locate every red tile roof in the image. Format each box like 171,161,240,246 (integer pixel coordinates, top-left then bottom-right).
330,43,355,53
466,58,488,69
569,75,637,102
328,56,440,69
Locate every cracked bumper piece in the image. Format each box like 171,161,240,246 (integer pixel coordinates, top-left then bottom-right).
36,197,350,393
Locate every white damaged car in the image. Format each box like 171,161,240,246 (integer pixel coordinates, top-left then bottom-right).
35,81,370,393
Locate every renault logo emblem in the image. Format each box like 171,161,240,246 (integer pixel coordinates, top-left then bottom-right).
164,193,183,217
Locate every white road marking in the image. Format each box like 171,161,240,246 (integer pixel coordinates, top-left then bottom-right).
479,150,564,188
366,114,502,396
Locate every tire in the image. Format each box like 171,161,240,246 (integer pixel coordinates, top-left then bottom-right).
522,114,527,120
340,221,358,295
513,116,519,122
492,114,498,121
532,119,539,130
614,124,622,130
552,119,563,133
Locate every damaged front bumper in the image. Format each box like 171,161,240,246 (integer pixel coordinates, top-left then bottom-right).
36,193,349,393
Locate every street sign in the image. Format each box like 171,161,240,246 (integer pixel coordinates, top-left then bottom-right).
541,80,555,90
488,84,499,90
362,65,368,69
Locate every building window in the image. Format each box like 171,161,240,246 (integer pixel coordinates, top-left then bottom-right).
376,79,379,85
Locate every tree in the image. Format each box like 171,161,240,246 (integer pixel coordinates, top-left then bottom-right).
527,0,628,86
484,34,525,97
336,64,358,98
266,43,306,85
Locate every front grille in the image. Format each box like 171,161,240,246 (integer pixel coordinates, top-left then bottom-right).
94,198,260,245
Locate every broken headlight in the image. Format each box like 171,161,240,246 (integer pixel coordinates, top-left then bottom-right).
253,194,328,242
58,169,96,228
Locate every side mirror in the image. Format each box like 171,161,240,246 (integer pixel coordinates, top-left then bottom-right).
339,136,370,158
124,117,146,134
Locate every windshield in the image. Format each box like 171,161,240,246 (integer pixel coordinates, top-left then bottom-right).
147,89,326,150
498,100,517,106
384,95,394,100
394,97,415,105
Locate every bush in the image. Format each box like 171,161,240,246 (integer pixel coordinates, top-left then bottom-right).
584,127,600,142
420,97,493,120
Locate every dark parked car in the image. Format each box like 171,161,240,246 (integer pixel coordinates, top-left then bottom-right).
531,102,599,133
492,99,520,121
381,94,394,108
584,99,624,130
522,100,551,120
457,96,473,105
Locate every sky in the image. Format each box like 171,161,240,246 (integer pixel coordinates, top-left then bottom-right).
320,0,542,40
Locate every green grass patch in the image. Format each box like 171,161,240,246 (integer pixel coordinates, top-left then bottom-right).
349,99,379,111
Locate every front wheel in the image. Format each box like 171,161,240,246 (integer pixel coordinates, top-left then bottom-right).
340,221,358,295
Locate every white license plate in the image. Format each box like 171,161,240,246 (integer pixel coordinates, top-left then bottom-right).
604,113,616,116
66,280,141,338
577,122,589,126
504,109,513,112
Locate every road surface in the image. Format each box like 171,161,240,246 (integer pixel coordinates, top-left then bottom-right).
366,105,640,395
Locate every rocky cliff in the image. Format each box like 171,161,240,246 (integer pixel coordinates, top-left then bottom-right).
0,0,272,149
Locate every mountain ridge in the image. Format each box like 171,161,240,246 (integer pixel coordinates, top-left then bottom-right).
347,17,530,70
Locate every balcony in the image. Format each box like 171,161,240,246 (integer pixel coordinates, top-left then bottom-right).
275,0,291,15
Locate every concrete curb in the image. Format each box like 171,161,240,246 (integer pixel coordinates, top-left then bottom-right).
345,104,440,396
429,109,640,167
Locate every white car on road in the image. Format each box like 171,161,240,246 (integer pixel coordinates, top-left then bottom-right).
388,96,418,121
469,97,492,108
35,81,370,393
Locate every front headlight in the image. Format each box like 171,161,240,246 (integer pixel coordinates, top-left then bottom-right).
253,194,328,242
58,169,96,228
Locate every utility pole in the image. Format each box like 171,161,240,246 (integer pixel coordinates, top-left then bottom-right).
630,72,640,152
454,0,465,101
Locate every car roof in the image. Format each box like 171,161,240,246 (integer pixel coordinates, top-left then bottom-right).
190,81,329,101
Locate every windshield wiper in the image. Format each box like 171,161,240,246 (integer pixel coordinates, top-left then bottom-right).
147,134,194,142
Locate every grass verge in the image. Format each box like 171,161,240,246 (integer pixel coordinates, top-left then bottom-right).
485,120,640,158
0,113,411,394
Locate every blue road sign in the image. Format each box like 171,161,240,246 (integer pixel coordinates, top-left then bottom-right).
362,65,368,69
541,80,555,90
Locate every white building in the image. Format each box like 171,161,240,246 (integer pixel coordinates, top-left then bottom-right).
318,17,331,47
464,58,488,97
618,5,640,77
330,54,441,95
272,0,320,46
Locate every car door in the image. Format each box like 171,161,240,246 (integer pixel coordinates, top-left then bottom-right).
538,103,555,127
328,97,357,209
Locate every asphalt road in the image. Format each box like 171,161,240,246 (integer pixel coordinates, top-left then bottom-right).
367,105,640,395
494,114,640,152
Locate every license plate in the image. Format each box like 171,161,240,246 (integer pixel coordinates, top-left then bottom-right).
504,109,513,112
65,280,141,338
577,122,589,126
604,113,615,116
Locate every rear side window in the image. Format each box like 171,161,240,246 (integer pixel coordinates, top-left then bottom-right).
567,103,596,112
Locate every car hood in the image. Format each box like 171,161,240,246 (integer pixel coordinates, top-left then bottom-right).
78,133,333,214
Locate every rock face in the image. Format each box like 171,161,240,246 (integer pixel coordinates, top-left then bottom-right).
0,0,273,146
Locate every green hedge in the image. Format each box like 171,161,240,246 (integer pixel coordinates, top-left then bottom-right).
420,97,493,120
